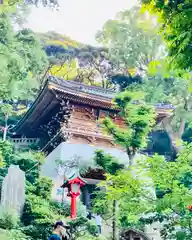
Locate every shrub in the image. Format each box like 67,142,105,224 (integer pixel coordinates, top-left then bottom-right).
0,228,29,240
67,216,98,240
0,228,9,240
8,229,29,240
22,224,52,240
77,236,107,240
32,177,53,200
0,208,19,230
60,199,87,217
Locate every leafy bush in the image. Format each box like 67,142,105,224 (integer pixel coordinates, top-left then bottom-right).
0,228,29,240
0,208,19,230
77,235,107,240
0,228,9,240
64,199,87,217
21,178,60,240
31,177,53,200
22,194,58,226
51,199,87,217
22,224,52,240
67,216,98,240
8,229,29,240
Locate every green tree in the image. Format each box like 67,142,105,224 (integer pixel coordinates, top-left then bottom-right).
102,90,156,164
0,12,48,139
97,143,192,239
92,91,156,239
0,0,59,13
21,180,59,240
0,13,48,102
0,140,100,240
97,6,163,74
93,151,124,240
67,217,98,240
111,74,142,91
141,0,192,71
130,64,192,151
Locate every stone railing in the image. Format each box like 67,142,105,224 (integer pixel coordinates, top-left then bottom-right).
10,138,39,146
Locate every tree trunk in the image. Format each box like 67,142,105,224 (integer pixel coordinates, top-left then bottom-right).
3,127,7,141
112,200,118,240
178,118,185,140
126,147,136,166
3,114,8,141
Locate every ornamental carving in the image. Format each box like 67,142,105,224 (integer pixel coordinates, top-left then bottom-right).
94,138,114,148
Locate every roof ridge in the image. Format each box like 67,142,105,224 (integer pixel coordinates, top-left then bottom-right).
48,76,115,93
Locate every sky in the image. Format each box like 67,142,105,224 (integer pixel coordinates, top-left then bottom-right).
25,0,138,46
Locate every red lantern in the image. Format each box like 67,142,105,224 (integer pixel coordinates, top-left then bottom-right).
61,175,86,219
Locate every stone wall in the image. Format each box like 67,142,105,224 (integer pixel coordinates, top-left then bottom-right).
1,165,25,216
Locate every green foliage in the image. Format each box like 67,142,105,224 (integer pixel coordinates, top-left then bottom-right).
41,31,113,89
0,229,9,240
0,8,49,137
94,150,124,175
4,148,44,184
91,190,113,217
0,208,19,230
111,74,142,91
131,66,192,149
32,177,53,200
0,11,48,139
21,180,60,240
98,142,192,237
0,0,59,13
22,179,55,224
77,236,106,240
51,199,87,218
97,6,163,72
40,31,83,49
67,216,98,240
49,59,78,80
0,228,29,240
141,0,192,71
92,90,156,238
8,229,29,240
92,150,124,223
102,91,156,162
0,13,48,102
0,140,99,239
0,140,57,239
50,201,100,240
0,140,13,167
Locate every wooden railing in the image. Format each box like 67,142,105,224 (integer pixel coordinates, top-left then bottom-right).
62,124,111,139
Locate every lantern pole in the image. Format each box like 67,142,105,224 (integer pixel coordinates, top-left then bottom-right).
71,193,77,219
61,175,86,219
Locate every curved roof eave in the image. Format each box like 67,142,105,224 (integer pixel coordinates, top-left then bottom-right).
12,79,50,133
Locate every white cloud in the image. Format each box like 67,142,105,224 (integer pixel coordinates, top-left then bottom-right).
25,0,138,45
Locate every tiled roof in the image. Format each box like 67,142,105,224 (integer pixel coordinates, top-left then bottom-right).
49,76,174,110
49,76,115,99
12,76,174,133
